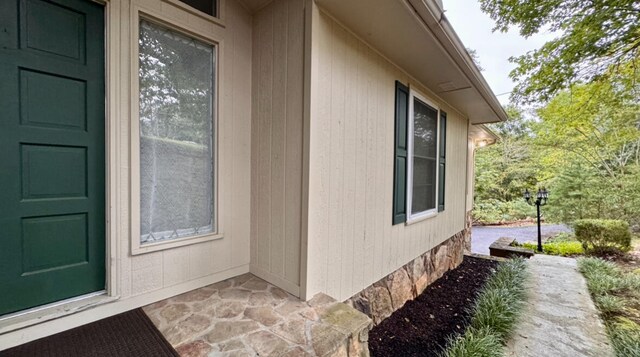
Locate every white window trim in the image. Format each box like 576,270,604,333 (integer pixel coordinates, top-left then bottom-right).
406,88,440,225
130,7,222,255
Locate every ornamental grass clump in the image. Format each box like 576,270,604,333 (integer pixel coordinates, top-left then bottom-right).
578,257,640,357
441,327,503,357
441,259,528,357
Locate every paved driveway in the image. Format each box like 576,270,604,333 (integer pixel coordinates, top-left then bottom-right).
471,224,572,255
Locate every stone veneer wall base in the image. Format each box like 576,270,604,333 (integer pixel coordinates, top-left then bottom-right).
344,230,468,325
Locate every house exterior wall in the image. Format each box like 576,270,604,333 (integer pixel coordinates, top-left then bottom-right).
302,3,470,301
0,0,253,348
122,0,253,296
250,0,305,296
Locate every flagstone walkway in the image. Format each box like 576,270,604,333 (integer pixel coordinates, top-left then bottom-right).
143,274,371,357
506,255,614,357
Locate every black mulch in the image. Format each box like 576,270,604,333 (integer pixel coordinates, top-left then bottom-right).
0,308,179,357
369,256,499,357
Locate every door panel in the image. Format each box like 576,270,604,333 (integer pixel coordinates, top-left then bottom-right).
0,0,105,316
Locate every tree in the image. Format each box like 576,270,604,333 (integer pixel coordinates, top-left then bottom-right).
466,48,484,71
533,73,640,224
479,0,640,103
535,78,640,181
475,106,540,202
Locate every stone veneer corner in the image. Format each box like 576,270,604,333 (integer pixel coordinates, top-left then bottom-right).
344,230,468,325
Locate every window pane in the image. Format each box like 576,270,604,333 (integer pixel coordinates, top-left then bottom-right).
411,98,438,214
178,0,217,17
139,20,215,244
413,99,438,158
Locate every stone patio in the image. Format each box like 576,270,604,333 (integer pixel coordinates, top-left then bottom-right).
143,274,372,357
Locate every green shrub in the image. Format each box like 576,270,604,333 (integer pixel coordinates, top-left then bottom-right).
542,241,584,256
516,241,584,256
574,219,631,254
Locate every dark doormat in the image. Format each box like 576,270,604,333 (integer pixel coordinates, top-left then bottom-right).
0,308,179,357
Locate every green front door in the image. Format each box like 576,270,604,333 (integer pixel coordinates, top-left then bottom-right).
0,0,105,316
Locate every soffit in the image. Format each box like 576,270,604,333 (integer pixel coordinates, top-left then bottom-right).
315,0,507,124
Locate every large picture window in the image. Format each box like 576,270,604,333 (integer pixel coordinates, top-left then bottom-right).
407,91,439,219
138,19,216,244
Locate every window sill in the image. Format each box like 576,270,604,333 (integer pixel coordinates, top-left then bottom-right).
131,232,224,255
405,210,437,225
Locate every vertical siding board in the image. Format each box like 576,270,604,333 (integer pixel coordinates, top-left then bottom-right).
383,63,394,274
326,22,347,298
309,10,333,293
352,40,367,294
284,0,303,285
270,0,287,277
363,45,377,286
218,0,235,272
340,32,358,299
231,0,252,266
250,7,261,271
256,6,273,271
376,55,387,280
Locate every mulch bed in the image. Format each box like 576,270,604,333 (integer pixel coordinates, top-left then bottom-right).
369,256,499,357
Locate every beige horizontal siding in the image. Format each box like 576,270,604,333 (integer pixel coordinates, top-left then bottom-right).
304,5,469,301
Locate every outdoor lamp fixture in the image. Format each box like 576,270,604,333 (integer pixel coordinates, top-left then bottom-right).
524,188,549,252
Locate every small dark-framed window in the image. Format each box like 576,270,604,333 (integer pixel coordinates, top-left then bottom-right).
178,0,217,17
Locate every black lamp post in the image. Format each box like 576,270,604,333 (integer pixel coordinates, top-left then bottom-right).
524,188,549,252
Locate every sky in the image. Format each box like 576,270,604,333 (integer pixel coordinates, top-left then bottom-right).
442,0,555,104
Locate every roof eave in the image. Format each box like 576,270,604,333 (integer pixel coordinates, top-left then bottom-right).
409,0,508,122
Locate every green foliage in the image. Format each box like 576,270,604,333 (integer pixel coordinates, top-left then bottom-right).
575,219,632,254
541,241,584,256
578,257,640,300
595,295,627,315
474,73,640,227
139,21,213,145
473,199,534,225
534,75,640,225
441,259,529,357
479,0,640,103
544,162,606,223
548,232,575,243
440,327,503,357
517,240,584,256
608,318,640,357
473,106,550,225
473,2,640,227
578,257,640,356
475,106,541,205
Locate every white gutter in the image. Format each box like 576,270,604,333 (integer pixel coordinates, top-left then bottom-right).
407,0,509,122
